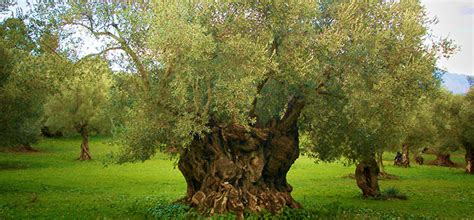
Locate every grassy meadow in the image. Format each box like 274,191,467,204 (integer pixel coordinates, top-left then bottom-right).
0,136,473,219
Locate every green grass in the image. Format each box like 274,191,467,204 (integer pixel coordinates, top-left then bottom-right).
1,136,473,219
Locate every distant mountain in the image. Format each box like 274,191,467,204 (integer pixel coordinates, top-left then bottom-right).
441,72,471,94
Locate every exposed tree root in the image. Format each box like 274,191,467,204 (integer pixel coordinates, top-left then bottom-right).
177,97,307,217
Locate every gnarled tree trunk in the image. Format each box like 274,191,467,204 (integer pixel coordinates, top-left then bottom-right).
78,127,91,161
355,158,380,198
430,153,455,167
178,122,301,217
178,99,304,217
401,143,410,168
465,146,473,174
413,152,424,165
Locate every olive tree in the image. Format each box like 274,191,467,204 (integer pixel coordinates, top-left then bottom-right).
139,0,446,206
424,87,474,173
303,2,447,197
43,58,112,160
400,97,438,166
0,18,49,150
426,90,463,166
401,89,469,169
44,0,450,216
459,88,474,173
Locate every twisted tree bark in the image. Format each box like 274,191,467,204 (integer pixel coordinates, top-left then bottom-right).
78,127,92,161
355,158,380,198
178,98,304,217
178,122,301,217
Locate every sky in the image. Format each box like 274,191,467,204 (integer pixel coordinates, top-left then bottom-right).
1,0,473,75
421,0,473,75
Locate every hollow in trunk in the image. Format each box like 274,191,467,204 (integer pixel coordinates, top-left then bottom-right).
355,158,380,198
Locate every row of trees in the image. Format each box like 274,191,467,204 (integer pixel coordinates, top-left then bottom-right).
0,1,472,217
400,88,474,172
0,16,113,158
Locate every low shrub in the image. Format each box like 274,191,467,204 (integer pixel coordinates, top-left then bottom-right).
380,187,408,200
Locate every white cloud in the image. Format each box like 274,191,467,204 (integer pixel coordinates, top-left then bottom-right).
421,0,474,75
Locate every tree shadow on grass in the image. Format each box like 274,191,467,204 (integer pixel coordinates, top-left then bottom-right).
0,161,29,170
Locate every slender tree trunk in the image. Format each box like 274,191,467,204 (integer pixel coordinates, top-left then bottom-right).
376,150,385,174
401,143,410,168
355,157,380,198
178,99,304,217
78,127,92,161
465,146,473,174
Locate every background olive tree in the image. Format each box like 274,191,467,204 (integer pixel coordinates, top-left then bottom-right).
303,1,452,197
460,88,474,173
0,18,50,150
43,58,112,160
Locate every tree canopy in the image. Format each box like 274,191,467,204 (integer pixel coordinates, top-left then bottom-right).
43,58,112,134
0,18,47,148
0,0,465,215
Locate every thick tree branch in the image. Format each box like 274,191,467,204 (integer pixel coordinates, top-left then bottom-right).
192,80,201,114
119,42,149,90
249,37,279,120
202,80,212,118
75,46,122,64
108,22,150,89
249,77,269,119
67,20,150,90
41,42,64,61
278,96,305,129
276,66,334,129
315,66,332,92
313,66,346,99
